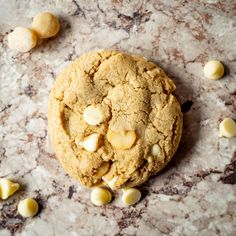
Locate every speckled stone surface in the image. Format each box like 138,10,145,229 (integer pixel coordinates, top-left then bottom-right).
0,0,236,235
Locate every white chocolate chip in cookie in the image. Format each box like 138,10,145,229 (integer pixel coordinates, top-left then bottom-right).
0,178,20,200
8,27,37,52
204,60,224,80
122,188,141,206
121,187,129,192
219,118,236,138
78,133,101,152
90,187,112,206
151,144,161,156
18,198,39,217
94,162,110,177
102,176,118,189
83,105,105,126
107,130,136,150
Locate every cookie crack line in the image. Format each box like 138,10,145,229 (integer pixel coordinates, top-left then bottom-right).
84,52,117,88
64,52,118,109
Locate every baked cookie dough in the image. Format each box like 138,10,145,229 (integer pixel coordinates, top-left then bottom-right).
48,50,183,189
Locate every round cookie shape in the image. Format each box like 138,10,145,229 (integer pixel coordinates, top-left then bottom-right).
48,50,183,189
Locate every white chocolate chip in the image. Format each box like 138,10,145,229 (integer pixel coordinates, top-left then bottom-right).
79,133,101,152
90,187,112,206
83,105,105,126
94,162,110,177
107,130,136,150
8,27,37,52
18,198,39,217
204,60,224,80
0,178,20,200
102,176,118,189
122,188,141,206
151,144,161,156
32,12,60,38
219,118,236,138
121,187,129,192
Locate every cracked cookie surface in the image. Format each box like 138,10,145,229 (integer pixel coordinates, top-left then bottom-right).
48,50,183,189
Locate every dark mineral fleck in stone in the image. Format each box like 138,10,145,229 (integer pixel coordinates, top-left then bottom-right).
181,100,193,113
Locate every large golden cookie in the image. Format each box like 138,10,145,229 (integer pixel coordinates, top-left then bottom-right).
48,50,183,189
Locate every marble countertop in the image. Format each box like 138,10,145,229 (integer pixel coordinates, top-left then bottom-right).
0,0,236,235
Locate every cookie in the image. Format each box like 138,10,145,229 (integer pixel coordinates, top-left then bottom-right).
48,50,183,189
